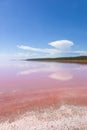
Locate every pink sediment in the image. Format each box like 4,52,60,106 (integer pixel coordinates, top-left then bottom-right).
0,87,87,122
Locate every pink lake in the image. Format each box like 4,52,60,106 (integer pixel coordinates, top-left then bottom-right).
0,61,87,129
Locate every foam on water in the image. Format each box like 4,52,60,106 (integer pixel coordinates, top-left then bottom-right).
0,104,87,130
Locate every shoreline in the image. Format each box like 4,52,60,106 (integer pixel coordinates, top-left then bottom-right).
0,87,87,122
26,56,87,64
0,104,87,130
26,59,87,64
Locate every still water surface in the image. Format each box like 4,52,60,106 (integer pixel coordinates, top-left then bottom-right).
0,61,87,129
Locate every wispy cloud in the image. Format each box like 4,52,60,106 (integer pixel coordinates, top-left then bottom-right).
0,53,39,60
17,40,74,55
17,45,60,55
73,51,87,55
17,40,87,58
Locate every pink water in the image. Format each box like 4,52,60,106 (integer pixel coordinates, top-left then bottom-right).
0,61,87,129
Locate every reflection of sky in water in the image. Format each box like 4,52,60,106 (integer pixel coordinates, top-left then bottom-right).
0,61,87,94
17,61,87,81
18,62,73,81
0,61,87,121
49,72,72,81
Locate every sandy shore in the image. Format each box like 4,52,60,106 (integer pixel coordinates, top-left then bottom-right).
0,88,87,129
0,88,87,121
0,104,87,130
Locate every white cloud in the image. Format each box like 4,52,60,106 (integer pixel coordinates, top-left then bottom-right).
17,40,87,58
73,51,87,55
17,40,74,56
1,39,87,60
17,45,40,51
0,52,39,61
15,52,39,58
48,40,74,49
17,45,60,55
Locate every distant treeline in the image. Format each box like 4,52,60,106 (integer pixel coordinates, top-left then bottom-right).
26,56,87,61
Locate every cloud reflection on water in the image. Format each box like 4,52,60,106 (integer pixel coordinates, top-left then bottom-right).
49,72,72,81
18,62,73,81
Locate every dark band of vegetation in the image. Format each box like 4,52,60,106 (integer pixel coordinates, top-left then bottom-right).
26,56,87,63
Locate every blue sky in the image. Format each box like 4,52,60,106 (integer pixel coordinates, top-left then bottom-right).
0,0,87,59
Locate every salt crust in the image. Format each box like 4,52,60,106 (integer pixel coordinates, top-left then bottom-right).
0,105,87,130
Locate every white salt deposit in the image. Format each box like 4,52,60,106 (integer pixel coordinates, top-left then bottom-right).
0,104,87,130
